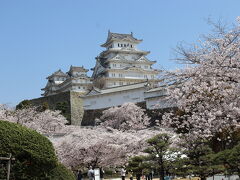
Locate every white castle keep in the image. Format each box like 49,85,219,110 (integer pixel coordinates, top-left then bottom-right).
92,31,160,88
41,32,171,111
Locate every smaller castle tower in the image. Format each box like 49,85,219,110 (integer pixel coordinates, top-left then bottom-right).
41,66,92,96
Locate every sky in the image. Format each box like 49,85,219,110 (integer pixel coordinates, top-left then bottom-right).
0,0,239,106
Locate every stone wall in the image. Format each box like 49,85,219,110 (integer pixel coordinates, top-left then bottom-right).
29,91,83,126
81,108,106,126
81,101,164,126
70,91,84,126
29,92,169,127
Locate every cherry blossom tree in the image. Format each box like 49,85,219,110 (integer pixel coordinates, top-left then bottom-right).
98,102,150,131
161,18,240,139
0,105,68,134
52,126,172,169
0,104,174,170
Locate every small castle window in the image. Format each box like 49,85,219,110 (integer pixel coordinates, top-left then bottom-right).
151,75,154,79
118,43,120,47
144,75,148,79
119,74,123,77
119,82,123,85
131,45,133,48
124,44,126,47
112,73,115,77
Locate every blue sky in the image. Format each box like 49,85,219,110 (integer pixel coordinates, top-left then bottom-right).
0,0,239,106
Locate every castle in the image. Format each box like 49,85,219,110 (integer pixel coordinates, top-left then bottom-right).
31,32,171,125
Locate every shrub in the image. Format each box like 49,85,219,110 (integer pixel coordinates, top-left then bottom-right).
49,163,75,180
0,120,58,179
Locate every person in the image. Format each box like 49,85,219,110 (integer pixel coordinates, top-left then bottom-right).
77,170,83,180
100,167,104,180
136,173,141,180
88,166,95,180
129,170,133,180
149,170,154,180
121,167,126,180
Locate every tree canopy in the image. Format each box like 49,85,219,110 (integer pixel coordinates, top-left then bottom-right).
0,120,58,179
162,18,240,140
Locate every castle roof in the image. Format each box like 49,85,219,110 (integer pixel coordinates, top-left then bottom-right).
101,31,142,47
85,81,150,97
47,69,67,79
68,65,88,73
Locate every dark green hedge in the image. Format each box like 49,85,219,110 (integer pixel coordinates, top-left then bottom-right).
0,120,74,180
49,163,75,180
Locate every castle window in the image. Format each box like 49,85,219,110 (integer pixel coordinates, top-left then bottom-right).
78,86,81,89
119,82,123,86
83,87,85,89
144,65,148,69
119,74,123,77
151,75,154,79
124,44,126,47
131,45,133,48
113,82,116,85
113,64,116,67
112,73,115,77
144,75,148,79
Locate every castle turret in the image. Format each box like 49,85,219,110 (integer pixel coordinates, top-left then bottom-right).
41,66,92,96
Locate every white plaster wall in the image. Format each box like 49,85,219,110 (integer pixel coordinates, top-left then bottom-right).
83,88,146,110
113,41,137,49
145,96,173,109
145,89,175,109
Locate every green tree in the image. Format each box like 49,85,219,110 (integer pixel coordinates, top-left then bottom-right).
168,157,188,178
56,101,71,124
182,138,223,180
16,100,31,110
50,163,75,180
215,143,240,177
127,156,151,180
0,120,74,180
144,133,175,180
